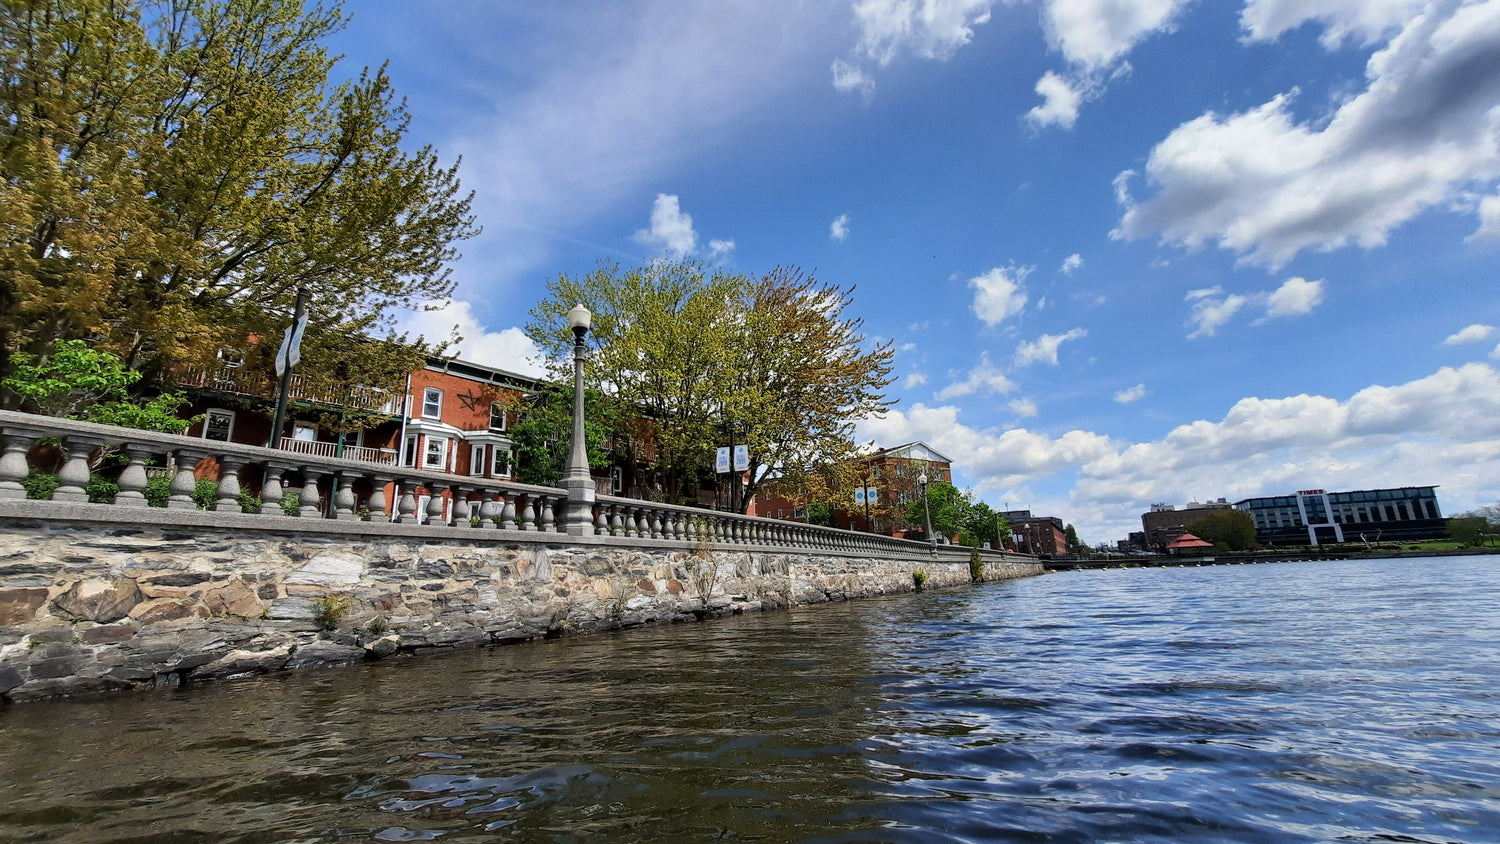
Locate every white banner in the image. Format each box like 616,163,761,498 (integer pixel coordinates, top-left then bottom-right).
716,446,731,474
733,444,749,472
274,314,308,377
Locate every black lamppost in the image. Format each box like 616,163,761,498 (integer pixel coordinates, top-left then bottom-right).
918,471,935,551
561,304,595,536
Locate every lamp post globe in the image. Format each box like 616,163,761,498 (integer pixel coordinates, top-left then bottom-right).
562,303,595,535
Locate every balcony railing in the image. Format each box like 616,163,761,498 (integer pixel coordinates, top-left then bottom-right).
0,409,1033,566
276,438,397,465
176,366,401,415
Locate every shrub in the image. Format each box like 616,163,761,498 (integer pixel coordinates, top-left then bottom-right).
969,549,984,583
912,570,929,592
144,474,171,507
237,491,261,513
192,478,217,510
85,476,119,504
280,492,302,516
313,594,353,630
21,471,59,500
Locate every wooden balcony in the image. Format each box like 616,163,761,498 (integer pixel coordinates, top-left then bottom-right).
176,366,402,416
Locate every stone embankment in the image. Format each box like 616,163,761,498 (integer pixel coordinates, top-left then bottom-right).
0,509,1042,702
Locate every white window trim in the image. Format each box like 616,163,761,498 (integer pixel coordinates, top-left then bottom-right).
493,447,513,479
470,444,487,477
424,436,449,470
202,408,235,442
422,387,443,419
489,402,507,432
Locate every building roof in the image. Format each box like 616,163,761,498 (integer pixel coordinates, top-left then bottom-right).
868,441,955,465
424,356,546,392
1166,533,1214,549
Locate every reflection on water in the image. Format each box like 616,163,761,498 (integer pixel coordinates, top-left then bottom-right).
2,557,1499,842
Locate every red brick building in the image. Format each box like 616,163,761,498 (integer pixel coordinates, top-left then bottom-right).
749,441,955,537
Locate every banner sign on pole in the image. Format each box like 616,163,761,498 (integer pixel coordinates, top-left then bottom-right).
733,444,749,472
274,314,309,377
716,447,731,474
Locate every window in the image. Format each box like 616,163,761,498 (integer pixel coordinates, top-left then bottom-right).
403,435,417,467
203,409,234,442
422,387,443,418
216,348,244,369
470,444,487,476
424,437,448,470
489,402,506,431
292,424,317,442
493,448,513,478
611,466,623,495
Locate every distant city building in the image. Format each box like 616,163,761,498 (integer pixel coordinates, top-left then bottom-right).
1010,514,1067,555
1139,498,1232,549
749,441,954,535
1234,486,1444,546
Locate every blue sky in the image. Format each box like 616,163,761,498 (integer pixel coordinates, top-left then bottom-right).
329,0,1500,544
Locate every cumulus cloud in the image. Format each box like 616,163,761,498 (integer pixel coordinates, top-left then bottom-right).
1059,252,1084,274
865,363,1500,541
1114,383,1148,404
1015,327,1088,367
1115,3,1500,267
1186,287,1249,339
830,213,851,242
708,238,736,258
1010,397,1040,417
401,300,546,377
1240,0,1427,48
833,0,995,97
1264,276,1326,318
1025,71,1084,130
936,351,1016,399
1444,323,1496,345
634,194,698,257
969,264,1032,326
1472,195,1500,241
905,372,930,388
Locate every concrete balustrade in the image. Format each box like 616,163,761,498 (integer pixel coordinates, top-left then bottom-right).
0,409,1032,567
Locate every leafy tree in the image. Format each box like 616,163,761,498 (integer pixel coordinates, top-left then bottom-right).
505,386,618,487
806,501,836,527
1064,523,1081,550
1184,509,1258,552
904,481,969,540
1447,516,1491,548
527,261,895,510
0,0,475,401
2,339,195,432
960,500,1009,548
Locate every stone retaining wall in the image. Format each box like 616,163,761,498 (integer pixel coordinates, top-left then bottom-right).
0,517,1043,702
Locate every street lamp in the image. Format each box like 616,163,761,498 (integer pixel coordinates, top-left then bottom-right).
918,471,935,551
561,303,595,535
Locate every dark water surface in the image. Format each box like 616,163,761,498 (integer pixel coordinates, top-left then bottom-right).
3,556,1499,842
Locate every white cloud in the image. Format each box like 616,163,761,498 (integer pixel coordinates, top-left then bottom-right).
1115,3,1500,267
830,212,851,242
1444,323,1496,345
1240,0,1427,48
936,351,1016,399
1059,252,1084,274
634,193,698,258
1114,383,1148,403
910,320,930,331
1041,0,1193,69
905,372,930,387
1010,397,1040,417
867,363,1500,542
1264,276,1326,318
1025,71,1084,130
401,300,546,378
831,58,876,98
708,238,736,258
1472,195,1500,241
1186,286,1248,339
969,264,1032,326
833,0,995,97
1015,327,1088,367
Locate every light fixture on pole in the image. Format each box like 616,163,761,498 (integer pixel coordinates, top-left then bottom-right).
561,304,595,535
918,471,935,551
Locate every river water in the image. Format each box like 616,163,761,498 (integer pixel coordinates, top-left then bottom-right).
2,556,1498,842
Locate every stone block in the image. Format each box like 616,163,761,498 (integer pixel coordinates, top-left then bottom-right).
286,640,365,669
285,550,364,587
129,598,201,623
193,645,292,679
0,665,22,694
51,577,142,623
0,587,48,625
203,579,262,618
364,634,400,658
81,623,137,644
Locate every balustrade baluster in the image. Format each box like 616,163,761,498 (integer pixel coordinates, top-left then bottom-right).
501,492,517,530
605,503,620,536
53,436,103,503
647,510,660,539
594,501,608,535
424,485,445,525
215,456,246,512
538,494,555,532
0,429,41,500
114,444,152,507
478,488,501,529
672,512,684,540
331,474,357,520
395,480,418,523
168,450,205,509
518,494,536,531
259,464,289,515
301,468,326,518
366,476,390,521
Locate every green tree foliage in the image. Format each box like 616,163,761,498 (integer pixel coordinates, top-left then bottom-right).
1064,523,1081,550
806,501,836,527
904,481,969,540
1447,516,1491,547
506,386,617,487
2,339,195,432
0,0,475,399
528,261,895,509
1184,509,1258,552
960,500,1009,548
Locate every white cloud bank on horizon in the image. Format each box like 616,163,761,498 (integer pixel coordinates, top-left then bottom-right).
1115,1,1500,268
862,361,1500,542
401,300,547,378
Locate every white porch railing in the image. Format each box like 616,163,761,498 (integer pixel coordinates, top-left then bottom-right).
276,439,398,465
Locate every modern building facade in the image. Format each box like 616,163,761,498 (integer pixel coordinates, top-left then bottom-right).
1234,486,1444,546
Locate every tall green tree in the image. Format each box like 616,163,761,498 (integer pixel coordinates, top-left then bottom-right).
904,481,970,540
1,0,476,401
1185,509,1257,551
1064,523,1081,550
960,500,1009,548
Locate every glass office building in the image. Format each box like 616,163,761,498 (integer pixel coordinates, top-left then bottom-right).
1234,486,1443,546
